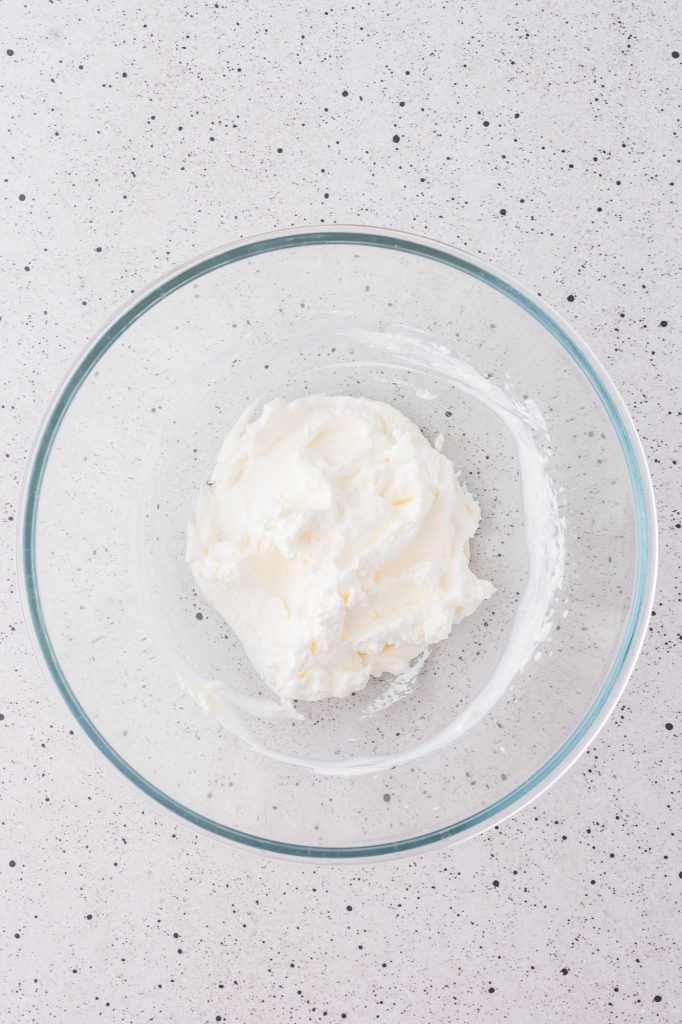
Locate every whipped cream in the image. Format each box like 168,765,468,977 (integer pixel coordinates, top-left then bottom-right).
187,395,494,703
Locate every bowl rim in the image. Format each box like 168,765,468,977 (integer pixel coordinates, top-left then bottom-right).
18,224,658,860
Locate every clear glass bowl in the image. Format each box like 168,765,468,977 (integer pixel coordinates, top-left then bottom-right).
19,226,657,860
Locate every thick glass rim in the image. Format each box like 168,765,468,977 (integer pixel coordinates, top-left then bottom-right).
18,225,658,860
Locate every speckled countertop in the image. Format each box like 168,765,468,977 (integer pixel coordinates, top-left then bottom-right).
2,2,680,1021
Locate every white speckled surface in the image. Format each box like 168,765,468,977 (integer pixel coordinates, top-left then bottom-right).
2,1,680,1020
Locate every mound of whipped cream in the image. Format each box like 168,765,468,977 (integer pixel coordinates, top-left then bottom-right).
187,395,494,702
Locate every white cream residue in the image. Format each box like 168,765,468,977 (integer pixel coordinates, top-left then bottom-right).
187,395,494,703
178,669,304,723
177,336,564,777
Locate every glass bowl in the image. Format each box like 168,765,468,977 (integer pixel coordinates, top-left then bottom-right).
19,226,657,860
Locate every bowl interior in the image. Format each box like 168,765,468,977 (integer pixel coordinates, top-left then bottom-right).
25,231,648,854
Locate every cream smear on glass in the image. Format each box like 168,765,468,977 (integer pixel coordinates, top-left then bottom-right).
180,337,564,777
